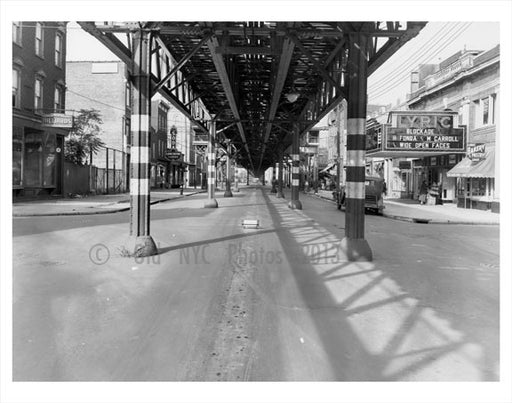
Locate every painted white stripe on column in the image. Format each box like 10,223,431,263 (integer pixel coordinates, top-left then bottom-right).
131,114,149,132
130,146,150,164
208,165,215,172
346,150,366,167
292,154,300,161
292,166,300,174
345,181,365,199
207,177,215,184
130,178,150,195
347,118,366,135
208,153,216,160
292,179,299,186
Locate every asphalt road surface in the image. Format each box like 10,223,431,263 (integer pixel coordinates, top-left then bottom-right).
12,187,499,381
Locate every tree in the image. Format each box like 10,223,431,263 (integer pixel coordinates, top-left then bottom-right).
65,109,105,165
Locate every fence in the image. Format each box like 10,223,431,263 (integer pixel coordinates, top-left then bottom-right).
64,146,127,196
90,146,127,194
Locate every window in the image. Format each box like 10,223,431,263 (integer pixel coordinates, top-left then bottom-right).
13,21,22,45
13,68,21,108
54,85,64,113
34,77,43,112
475,94,496,128
55,33,63,67
35,22,44,57
308,130,319,144
125,82,131,108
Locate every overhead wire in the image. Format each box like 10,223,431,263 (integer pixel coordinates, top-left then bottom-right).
368,22,473,100
368,22,473,102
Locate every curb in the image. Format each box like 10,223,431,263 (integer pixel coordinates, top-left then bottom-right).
13,191,206,217
302,191,498,226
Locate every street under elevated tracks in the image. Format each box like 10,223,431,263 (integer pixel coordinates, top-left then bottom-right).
13,187,499,381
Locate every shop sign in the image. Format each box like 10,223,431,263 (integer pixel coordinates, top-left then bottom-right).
468,143,485,161
300,146,317,154
170,126,178,149
166,149,182,160
42,113,73,128
366,124,383,153
383,111,466,153
399,161,411,170
425,60,462,89
385,127,465,152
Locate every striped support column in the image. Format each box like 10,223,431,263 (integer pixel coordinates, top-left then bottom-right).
270,165,277,193
288,122,302,209
204,119,218,208
341,32,372,261
224,149,233,197
277,150,285,198
127,29,157,257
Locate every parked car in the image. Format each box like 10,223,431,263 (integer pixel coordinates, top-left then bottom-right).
333,175,385,215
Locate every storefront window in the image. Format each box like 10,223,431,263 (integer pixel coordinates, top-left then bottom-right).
24,131,43,187
472,178,487,196
13,127,23,186
43,132,56,187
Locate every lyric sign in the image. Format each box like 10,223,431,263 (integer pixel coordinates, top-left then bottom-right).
385,112,465,152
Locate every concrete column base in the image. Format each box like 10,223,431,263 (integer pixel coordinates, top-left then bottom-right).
288,200,302,209
204,198,218,208
224,190,233,197
276,191,285,198
124,235,158,257
340,237,373,262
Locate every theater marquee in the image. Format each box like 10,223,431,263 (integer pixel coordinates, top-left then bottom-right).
366,110,466,157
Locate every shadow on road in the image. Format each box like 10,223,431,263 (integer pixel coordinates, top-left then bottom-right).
261,189,498,380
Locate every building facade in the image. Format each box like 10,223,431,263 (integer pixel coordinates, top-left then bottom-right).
150,99,170,188
13,21,72,198
407,45,500,211
66,60,132,192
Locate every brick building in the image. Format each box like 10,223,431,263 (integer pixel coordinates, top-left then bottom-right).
65,60,131,191
13,21,72,198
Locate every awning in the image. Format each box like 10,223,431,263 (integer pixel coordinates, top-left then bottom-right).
447,146,495,178
320,163,336,173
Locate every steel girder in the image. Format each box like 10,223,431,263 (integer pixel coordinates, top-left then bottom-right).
78,21,426,174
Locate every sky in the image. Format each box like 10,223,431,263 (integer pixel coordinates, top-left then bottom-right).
66,21,500,108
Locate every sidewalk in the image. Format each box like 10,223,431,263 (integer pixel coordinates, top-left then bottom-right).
305,189,499,225
12,188,206,217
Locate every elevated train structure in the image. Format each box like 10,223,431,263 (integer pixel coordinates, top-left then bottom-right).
79,21,427,260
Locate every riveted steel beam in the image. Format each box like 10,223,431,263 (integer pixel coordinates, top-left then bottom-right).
206,35,255,173
152,33,213,96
